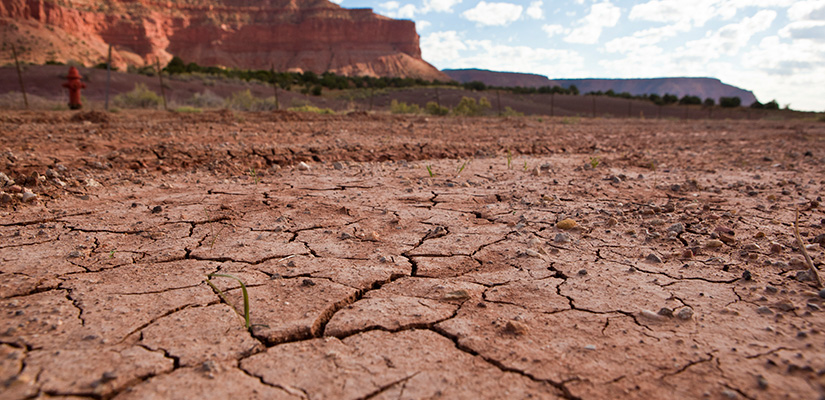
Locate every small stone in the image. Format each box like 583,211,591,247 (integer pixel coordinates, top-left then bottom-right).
755,231,766,239
583,344,596,351
818,289,825,299
775,300,795,312
8,184,22,193
646,253,663,263
301,279,316,287
556,219,577,230
667,223,684,234
68,250,83,259
20,190,36,203
606,217,618,227
639,309,665,321
680,249,694,259
297,161,311,171
503,320,529,336
332,161,345,170
796,270,812,282
577,269,587,276
756,306,773,315
756,374,768,390
705,239,724,248
85,178,102,188
554,233,570,243
721,389,739,399
676,307,694,320
765,285,778,294
657,307,673,317
443,290,471,300
151,205,163,213
742,270,752,281
807,303,821,312
0,192,12,204
769,242,783,254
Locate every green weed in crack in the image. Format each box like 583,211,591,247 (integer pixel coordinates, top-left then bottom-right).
589,156,600,169
426,165,435,177
204,208,226,251
249,167,260,185
205,273,251,329
506,149,513,169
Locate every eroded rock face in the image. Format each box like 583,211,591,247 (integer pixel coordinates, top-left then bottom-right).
0,0,447,80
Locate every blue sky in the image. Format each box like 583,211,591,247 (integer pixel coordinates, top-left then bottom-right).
331,0,825,112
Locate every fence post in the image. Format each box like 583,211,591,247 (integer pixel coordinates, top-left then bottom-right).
155,58,168,110
11,44,29,110
105,45,112,111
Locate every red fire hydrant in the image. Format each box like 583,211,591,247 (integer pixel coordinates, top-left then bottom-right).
62,66,86,110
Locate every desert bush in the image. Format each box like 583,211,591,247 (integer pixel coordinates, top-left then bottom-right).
425,101,449,116
453,96,491,116
287,105,335,114
224,89,277,111
390,100,421,114
501,106,524,117
719,96,742,108
174,106,202,113
113,83,163,109
186,90,224,108
703,98,715,107
679,95,702,105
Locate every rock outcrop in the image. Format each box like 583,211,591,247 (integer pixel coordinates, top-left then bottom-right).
0,0,448,80
444,68,757,104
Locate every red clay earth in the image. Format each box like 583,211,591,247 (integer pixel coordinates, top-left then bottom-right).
1,110,825,399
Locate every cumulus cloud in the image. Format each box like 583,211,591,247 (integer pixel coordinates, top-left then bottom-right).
527,1,544,19
603,23,689,53
542,24,564,37
677,9,776,59
629,0,738,27
453,40,586,77
421,31,468,63
422,0,463,13
788,0,825,21
461,2,524,26
417,20,432,31
564,1,621,44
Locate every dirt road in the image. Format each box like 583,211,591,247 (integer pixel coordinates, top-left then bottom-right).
2,111,824,399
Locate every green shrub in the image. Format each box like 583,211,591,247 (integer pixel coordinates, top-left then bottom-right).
186,90,224,108
390,100,421,114
113,83,163,109
425,101,449,116
174,106,202,113
719,96,742,108
453,96,491,116
501,106,523,117
287,105,335,114
224,89,277,111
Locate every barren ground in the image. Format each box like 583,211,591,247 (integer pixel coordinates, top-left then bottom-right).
1,110,825,399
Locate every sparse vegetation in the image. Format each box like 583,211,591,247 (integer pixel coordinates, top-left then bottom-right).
453,96,491,116
288,105,335,114
719,96,742,108
390,100,421,114
173,106,202,113
225,89,278,111
113,83,163,109
425,101,449,116
205,273,251,329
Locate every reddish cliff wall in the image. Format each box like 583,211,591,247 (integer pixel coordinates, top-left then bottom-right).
0,0,447,80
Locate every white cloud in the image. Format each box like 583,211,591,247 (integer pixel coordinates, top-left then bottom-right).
603,23,689,53
629,0,736,27
329,0,343,4
542,24,564,37
677,10,776,60
380,1,400,10
788,0,825,21
453,40,586,77
422,0,463,13
564,1,621,44
461,2,524,26
421,31,468,63
417,20,432,31
527,1,544,19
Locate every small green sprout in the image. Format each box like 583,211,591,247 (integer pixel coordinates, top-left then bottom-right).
205,273,250,329
506,150,513,169
456,159,470,176
523,160,528,171
249,167,260,185
426,165,435,177
108,249,115,258
589,156,600,169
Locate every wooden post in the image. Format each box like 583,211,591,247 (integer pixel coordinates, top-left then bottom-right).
104,45,112,111
435,86,441,108
155,58,168,110
270,66,279,110
11,44,29,110
550,93,555,117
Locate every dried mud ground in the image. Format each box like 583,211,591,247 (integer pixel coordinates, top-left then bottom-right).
2,110,825,399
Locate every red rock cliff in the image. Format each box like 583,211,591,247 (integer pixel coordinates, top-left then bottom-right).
0,0,448,80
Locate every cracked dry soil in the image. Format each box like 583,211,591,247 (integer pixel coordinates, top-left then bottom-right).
1,110,825,399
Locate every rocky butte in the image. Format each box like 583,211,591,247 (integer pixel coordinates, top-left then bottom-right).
0,0,448,80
